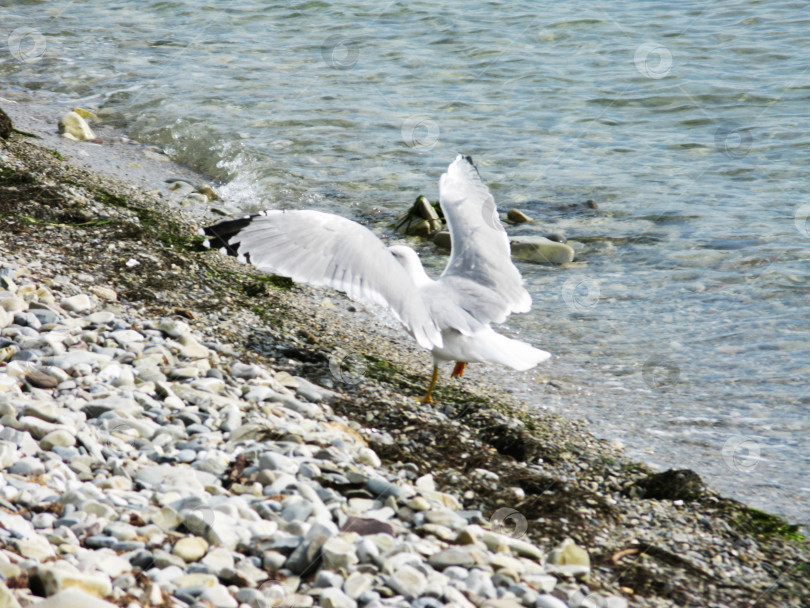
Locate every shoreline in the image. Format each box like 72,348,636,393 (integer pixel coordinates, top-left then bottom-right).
1,104,808,607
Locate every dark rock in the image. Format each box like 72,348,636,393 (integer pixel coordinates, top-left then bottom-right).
284,522,333,575
630,468,705,501
85,534,118,548
507,209,532,223
340,516,394,536
395,195,443,237
366,477,401,498
0,108,12,139
25,369,58,389
12,348,43,362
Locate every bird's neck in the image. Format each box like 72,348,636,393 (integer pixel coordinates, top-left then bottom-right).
406,259,435,289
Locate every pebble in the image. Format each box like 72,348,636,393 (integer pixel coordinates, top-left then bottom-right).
387,564,427,598
0,259,729,608
199,584,238,608
25,369,59,389
61,293,94,313
25,589,118,608
535,595,569,608
173,536,209,562
35,561,112,597
321,535,359,570
321,588,357,608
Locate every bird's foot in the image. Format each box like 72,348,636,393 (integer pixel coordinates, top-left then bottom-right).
451,361,467,378
417,394,434,404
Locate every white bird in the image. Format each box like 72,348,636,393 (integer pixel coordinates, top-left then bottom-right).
202,155,550,402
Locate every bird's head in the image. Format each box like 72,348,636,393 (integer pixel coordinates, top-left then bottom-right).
388,245,432,287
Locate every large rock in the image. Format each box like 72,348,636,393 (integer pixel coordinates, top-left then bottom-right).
58,111,95,141
34,562,112,598
510,236,574,264
0,108,12,139
395,196,443,237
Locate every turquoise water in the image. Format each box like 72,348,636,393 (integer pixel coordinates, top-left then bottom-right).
3,1,809,523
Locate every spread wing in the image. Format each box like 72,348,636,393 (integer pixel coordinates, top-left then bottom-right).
438,155,532,323
201,210,442,350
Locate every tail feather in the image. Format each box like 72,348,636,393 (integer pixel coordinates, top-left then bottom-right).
476,329,550,371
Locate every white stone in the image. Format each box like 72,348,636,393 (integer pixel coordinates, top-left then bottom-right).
58,112,96,141
386,564,426,599
199,584,237,608
173,536,209,562
321,535,359,571
342,572,373,599
13,533,55,561
535,595,569,608
201,547,235,575
0,441,18,468
320,588,356,608
415,474,436,492
0,581,21,608
35,562,112,598
40,429,76,450
157,318,191,338
510,236,575,264
547,538,590,567
27,589,118,608
0,297,26,312
61,294,94,313
355,447,381,468
109,329,144,345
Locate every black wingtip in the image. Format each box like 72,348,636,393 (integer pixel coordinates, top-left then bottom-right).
202,216,256,259
459,154,481,177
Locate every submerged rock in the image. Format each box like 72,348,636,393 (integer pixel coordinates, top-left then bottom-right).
507,209,532,223
432,230,452,250
509,236,574,264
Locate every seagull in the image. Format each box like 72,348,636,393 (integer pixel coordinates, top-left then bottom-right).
201,155,550,402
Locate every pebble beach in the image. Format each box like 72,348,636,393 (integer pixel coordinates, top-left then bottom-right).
0,106,808,608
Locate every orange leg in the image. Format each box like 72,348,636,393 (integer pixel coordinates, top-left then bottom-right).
418,365,440,403
451,361,467,378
